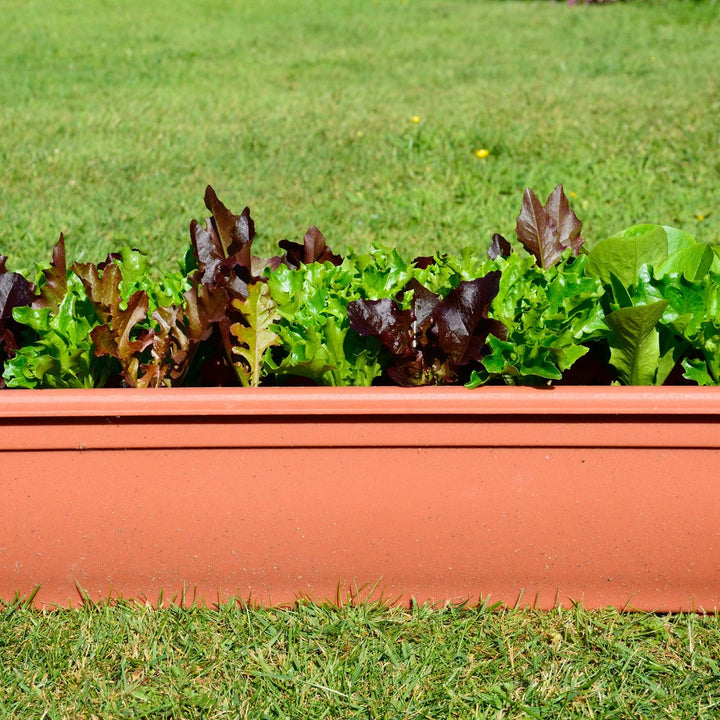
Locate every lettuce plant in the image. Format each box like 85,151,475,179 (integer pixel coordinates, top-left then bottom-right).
189,186,343,386
467,252,606,386
2,184,718,390
265,252,406,386
0,255,37,387
72,249,224,388
586,224,720,385
348,274,504,386
465,185,606,386
4,235,222,389
3,236,120,389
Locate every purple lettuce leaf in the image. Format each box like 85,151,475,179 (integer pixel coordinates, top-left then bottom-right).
190,215,254,298
433,273,505,364
515,184,584,268
32,234,68,311
347,297,418,357
278,226,342,269
487,233,512,260
406,278,443,334
544,184,583,253
412,255,438,270
348,273,504,386
0,260,36,322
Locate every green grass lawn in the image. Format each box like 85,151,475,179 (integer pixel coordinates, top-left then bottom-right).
3,0,720,716
2,599,719,719
1,0,718,272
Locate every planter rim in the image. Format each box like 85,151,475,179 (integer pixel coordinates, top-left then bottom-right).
1,385,720,419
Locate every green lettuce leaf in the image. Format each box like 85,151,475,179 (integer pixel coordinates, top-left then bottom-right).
5,274,117,389
467,252,605,386
229,282,280,387
266,257,388,386
587,224,713,291
586,225,669,292
603,301,670,386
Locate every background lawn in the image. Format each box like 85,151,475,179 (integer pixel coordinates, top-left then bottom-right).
1,0,718,272
2,1,720,717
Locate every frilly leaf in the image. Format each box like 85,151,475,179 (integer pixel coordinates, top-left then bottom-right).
229,282,280,387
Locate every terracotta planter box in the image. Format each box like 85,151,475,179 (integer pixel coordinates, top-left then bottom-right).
1,386,718,612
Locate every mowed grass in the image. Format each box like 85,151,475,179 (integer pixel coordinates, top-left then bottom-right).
3,2,720,716
1,0,719,271
2,599,720,719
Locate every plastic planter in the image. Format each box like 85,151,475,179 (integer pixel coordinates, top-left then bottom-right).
1,386,719,612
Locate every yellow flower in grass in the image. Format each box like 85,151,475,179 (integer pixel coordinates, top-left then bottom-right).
697,213,705,222
411,115,421,124
475,148,489,159
569,191,577,198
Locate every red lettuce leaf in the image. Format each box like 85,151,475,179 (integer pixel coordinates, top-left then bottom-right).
406,278,442,330
89,290,153,385
32,234,68,311
189,185,262,300
515,184,584,268
71,261,124,323
72,259,153,386
433,273,505,364
488,233,512,260
190,216,254,298
544,184,583,252
347,297,418,357
190,217,228,287
190,187,343,384
278,226,342,269
412,256,437,270
348,273,504,386
138,285,228,388
204,185,255,263
73,258,225,387
191,186,343,293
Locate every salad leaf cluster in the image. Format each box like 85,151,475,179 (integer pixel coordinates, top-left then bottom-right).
586,224,720,385
1,184,718,389
0,253,36,387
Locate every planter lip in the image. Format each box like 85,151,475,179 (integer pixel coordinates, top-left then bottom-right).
1,385,720,419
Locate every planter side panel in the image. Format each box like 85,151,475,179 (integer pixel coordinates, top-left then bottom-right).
2,443,719,611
